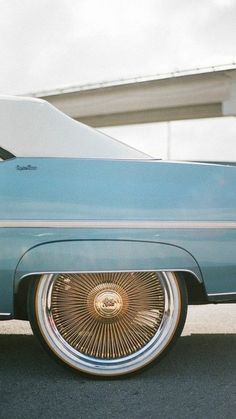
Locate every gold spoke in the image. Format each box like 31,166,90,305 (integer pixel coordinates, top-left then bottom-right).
50,272,165,359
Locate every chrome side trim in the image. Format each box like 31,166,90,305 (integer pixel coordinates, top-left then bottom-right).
0,313,12,320
208,292,236,303
17,269,202,285
208,292,236,296
2,220,236,229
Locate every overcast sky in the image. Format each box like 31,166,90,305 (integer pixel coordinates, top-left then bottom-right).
0,0,236,160
0,0,235,94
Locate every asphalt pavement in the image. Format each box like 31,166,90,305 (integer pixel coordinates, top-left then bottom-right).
0,304,235,419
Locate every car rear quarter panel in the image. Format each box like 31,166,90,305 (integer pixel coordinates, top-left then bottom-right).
14,239,202,287
1,158,236,313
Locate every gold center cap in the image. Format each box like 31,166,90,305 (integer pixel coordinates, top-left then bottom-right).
94,290,123,318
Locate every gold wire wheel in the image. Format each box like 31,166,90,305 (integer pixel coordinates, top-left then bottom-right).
33,271,184,376
50,272,165,359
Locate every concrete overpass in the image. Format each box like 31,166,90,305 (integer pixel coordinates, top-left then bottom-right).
32,65,236,127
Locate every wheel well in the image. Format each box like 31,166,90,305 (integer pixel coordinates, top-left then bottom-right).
14,270,208,320
178,271,208,304
14,274,40,320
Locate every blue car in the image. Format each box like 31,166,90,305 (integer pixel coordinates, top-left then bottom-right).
0,96,235,377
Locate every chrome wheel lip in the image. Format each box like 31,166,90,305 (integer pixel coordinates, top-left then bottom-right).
35,271,181,376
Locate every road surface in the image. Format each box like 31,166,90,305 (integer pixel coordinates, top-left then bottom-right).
0,304,235,419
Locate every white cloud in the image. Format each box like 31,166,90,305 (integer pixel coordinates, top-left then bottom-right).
0,0,235,94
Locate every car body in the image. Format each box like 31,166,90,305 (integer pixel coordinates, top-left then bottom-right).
0,96,236,376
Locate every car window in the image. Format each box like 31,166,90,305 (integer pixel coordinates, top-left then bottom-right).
0,147,15,160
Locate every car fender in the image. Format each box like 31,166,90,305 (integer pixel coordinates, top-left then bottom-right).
15,239,202,290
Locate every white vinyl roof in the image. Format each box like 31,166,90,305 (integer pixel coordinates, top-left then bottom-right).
0,96,150,159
